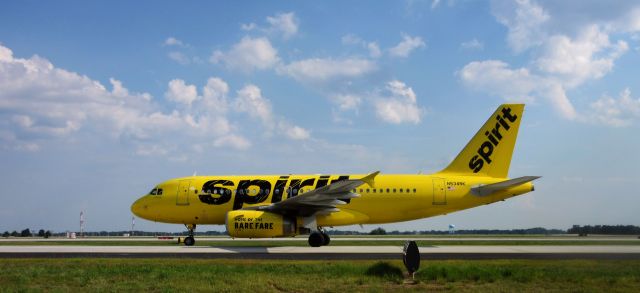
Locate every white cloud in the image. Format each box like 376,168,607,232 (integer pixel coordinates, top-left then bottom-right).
462,1,636,122
535,25,628,87
168,51,191,65
241,12,299,39
234,84,273,126
367,42,382,58
459,60,577,119
341,34,382,58
374,80,423,124
459,60,537,101
266,12,299,39
330,94,362,112
233,84,310,140
460,38,484,50
278,58,377,83
165,79,198,106
164,37,186,47
201,77,229,113
213,134,251,150
587,88,640,127
210,36,279,72
0,44,260,153
280,122,311,140
492,0,550,52
389,34,426,58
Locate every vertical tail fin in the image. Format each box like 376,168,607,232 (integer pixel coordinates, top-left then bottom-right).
438,104,524,178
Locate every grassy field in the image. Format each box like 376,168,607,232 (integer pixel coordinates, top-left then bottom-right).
0,258,639,292
1,239,638,246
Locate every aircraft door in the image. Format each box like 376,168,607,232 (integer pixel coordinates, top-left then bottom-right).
177,180,191,206
432,178,447,205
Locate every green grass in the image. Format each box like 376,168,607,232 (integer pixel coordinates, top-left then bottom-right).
0,259,639,292
1,239,638,246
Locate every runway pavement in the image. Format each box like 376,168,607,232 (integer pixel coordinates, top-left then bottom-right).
1,245,639,260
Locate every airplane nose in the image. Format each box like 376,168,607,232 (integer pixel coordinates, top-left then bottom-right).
131,197,147,218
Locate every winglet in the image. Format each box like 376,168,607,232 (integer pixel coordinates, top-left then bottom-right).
360,171,380,188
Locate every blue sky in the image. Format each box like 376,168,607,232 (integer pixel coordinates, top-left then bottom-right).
1,0,639,233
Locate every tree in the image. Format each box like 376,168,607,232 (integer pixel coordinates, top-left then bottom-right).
20,228,32,237
2,231,9,238
38,229,45,237
10,231,18,237
369,227,387,235
45,230,51,238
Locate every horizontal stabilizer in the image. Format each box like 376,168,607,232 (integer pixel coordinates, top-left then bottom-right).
471,176,541,197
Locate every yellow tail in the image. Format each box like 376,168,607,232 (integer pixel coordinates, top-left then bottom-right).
438,104,524,178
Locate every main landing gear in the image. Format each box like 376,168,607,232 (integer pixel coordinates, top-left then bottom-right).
308,228,330,247
183,224,196,246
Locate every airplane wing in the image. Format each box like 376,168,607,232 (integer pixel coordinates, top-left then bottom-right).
243,171,380,217
470,176,541,197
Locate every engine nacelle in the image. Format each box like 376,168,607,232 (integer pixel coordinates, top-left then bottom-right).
226,210,297,238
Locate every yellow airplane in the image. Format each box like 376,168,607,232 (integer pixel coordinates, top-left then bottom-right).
131,104,539,247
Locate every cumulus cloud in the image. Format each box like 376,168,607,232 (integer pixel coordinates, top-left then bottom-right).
535,25,628,87
492,0,550,53
165,79,198,106
389,34,426,58
164,37,186,47
459,60,577,119
461,1,637,123
233,84,310,140
277,58,377,83
0,44,262,152
234,84,273,125
242,12,299,39
210,36,280,72
587,88,640,127
374,80,423,124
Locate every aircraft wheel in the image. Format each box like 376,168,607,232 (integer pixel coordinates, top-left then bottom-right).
184,236,195,246
308,232,325,247
321,232,330,246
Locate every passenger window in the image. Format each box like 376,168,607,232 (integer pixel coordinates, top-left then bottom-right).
413,188,417,193
359,189,363,193
393,189,396,193
366,189,370,193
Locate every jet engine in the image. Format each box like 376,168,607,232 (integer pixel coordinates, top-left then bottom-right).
225,210,297,238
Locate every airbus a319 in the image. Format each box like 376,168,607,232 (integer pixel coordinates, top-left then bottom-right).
131,104,539,247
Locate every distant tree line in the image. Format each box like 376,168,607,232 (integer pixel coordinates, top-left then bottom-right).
568,225,640,235
326,227,566,235
2,229,51,238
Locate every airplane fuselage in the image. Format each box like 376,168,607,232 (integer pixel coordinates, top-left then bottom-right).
132,173,533,227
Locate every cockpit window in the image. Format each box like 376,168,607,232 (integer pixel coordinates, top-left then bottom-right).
149,188,163,196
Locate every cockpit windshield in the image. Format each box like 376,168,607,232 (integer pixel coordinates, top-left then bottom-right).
149,187,163,196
